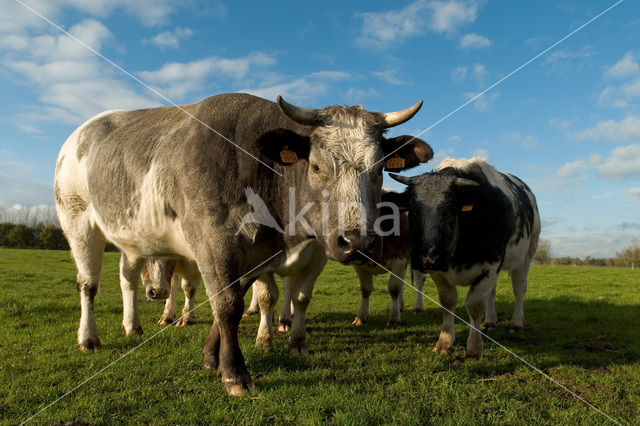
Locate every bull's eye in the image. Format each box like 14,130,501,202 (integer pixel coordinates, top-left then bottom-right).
311,163,320,174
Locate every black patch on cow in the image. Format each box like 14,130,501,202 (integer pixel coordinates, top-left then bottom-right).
502,173,535,245
469,268,489,291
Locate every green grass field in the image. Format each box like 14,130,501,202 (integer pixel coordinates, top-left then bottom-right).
1,248,639,425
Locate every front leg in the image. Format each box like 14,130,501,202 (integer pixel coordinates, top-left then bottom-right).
387,260,407,325
412,270,426,313
176,262,201,326
254,274,278,352
119,253,144,336
432,274,457,353
278,278,293,333
482,281,497,332
353,266,373,326
158,273,179,325
465,268,498,358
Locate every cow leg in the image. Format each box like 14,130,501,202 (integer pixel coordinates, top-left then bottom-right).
119,252,144,336
412,270,426,313
200,267,253,396
243,285,260,317
387,259,406,325
509,263,530,331
158,272,179,325
288,245,325,355
465,272,497,358
277,278,293,333
353,266,373,326
254,274,278,352
65,219,106,351
482,282,498,332
176,264,201,326
432,275,457,353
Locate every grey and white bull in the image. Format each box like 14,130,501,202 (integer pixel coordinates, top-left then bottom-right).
390,158,540,358
54,92,431,395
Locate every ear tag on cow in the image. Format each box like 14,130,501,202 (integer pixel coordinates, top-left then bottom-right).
280,145,298,164
461,204,474,212
386,154,405,170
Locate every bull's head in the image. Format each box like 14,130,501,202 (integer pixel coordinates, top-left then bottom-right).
140,258,176,300
258,96,433,264
390,172,481,272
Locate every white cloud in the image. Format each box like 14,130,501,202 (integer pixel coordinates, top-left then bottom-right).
447,134,462,142
372,69,407,85
458,32,491,49
345,87,379,102
427,0,478,34
575,116,640,142
471,148,489,161
432,147,455,167
465,90,500,112
604,51,639,79
548,230,639,258
356,0,479,47
452,63,487,83
509,132,539,150
144,27,193,49
0,172,54,205
240,71,351,103
137,52,277,99
624,188,640,200
597,143,640,181
557,159,589,179
543,47,597,73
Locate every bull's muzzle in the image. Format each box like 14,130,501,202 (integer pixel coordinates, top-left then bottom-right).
146,287,169,300
335,232,381,265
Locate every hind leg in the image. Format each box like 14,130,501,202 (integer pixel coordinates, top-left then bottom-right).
510,263,530,331
63,214,106,351
254,274,279,352
278,278,293,333
158,273,179,325
353,266,373,326
482,282,498,332
243,286,260,317
412,270,426,313
176,262,201,326
387,259,406,325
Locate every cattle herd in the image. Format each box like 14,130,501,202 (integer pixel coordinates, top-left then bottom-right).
54,93,540,396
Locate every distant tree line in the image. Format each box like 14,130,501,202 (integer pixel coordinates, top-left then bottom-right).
0,205,58,226
533,237,640,268
0,223,118,252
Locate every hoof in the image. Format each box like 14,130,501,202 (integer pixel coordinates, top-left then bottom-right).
509,325,523,333
223,379,255,396
203,357,217,370
157,316,174,326
433,340,453,354
481,323,495,333
78,338,101,351
352,317,365,326
255,337,273,353
277,323,290,333
413,307,424,314
124,325,143,336
175,316,194,327
289,341,308,355
465,350,482,359
242,309,258,318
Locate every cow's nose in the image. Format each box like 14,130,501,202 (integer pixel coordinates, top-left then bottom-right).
147,288,157,299
337,232,376,262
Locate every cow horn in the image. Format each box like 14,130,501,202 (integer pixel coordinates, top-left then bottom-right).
388,173,413,185
277,96,322,126
453,177,480,187
381,100,423,128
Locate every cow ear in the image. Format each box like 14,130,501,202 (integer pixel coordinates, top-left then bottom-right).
256,128,310,165
381,189,409,210
382,136,433,171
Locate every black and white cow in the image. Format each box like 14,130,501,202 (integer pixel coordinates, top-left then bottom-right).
390,157,540,358
54,93,432,395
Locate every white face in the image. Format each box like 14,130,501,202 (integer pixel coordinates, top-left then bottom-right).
140,258,175,300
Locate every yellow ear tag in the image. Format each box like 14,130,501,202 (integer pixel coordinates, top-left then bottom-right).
386,154,405,169
461,204,474,212
280,145,298,164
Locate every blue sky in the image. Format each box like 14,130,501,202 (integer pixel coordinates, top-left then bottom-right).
0,0,638,257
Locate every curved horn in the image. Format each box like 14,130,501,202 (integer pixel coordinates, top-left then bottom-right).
277,95,322,126
453,177,480,187
381,100,423,128
388,173,414,186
